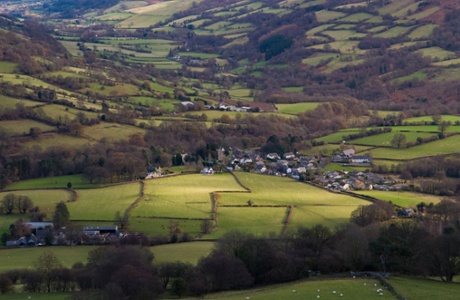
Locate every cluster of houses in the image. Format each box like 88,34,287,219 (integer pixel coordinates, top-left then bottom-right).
199,147,401,193
222,148,318,179
5,223,121,248
332,149,373,165
319,170,402,192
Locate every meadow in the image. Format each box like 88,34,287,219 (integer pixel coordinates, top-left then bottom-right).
0,189,72,215
353,190,442,208
22,133,92,151
387,277,460,300
132,173,246,219
4,174,99,190
0,241,215,273
368,134,460,160
68,182,141,220
186,278,396,300
82,123,146,141
0,95,38,109
151,241,215,265
276,102,320,114
351,132,435,147
0,119,55,136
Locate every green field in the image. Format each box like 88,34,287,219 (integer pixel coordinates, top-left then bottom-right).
68,182,141,220
189,278,396,300
315,10,346,22
276,102,320,114
151,241,215,265
339,12,375,22
0,119,55,136
22,133,92,150
432,58,460,67
351,132,435,147
0,242,214,273
416,47,455,60
0,246,97,273
129,217,203,236
210,206,287,237
322,30,366,40
404,115,460,124
0,61,18,73
316,130,360,144
82,123,146,141
4,174,97,190
353,191,442,208
0,189,72,215
408,24,437,40
392,71,427,83
302,53,339,67
132,174,246,219
375,26,412,38
388,277,460,300
0,95,39,109
217,173,370,234
368,134,460,159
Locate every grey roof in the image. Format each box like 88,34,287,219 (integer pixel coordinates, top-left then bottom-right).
26,222,53,229
83,226,118,231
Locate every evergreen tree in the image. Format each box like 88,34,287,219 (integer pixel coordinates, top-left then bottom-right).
53,201,70,229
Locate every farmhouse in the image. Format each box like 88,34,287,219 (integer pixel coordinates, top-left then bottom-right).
83,225,119,236
351,155,372,164
283,152,296,160
201,167,215,175
342,149,355,157
266,153,280,160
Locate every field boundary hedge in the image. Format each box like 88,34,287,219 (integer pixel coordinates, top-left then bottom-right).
281,205,294,237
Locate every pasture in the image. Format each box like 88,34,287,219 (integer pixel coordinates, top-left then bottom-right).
368,134,460,160
375,26,413,38
276,102,320,114
404,115,460,124
192,278,396,300
0,189,72,214
0,246,97,273
351,132,435,147
316,129,361,143
392,71,427,84
209,206,287,237
132,174,246,219
82,123,146,141
0,242,214,273
416,47,455,60
408,24,437,40
68,182,141,220
433,58,460,67
315,10,346,22
4,174,96,190
22,133,91,150
128,217,203,237
353,191,442,208
151,241,215,265
0,119,54,136
0,61,17,73
0,95,38,109
33,104,99,122
387,277,460,300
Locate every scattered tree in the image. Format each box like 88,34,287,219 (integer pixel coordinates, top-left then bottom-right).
53,201,70,229
391,133,407,149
